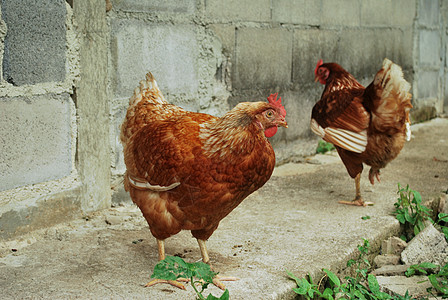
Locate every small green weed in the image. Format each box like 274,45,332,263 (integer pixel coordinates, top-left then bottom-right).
393,184,448,241
406,262,448,297
288,239,394,299
436,212,448,240
316,140,335,154
393,184,433,241
405,262,438,277
151,256,229,300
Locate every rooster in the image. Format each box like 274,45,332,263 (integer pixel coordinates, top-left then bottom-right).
311,58,412,206
120,72,287,289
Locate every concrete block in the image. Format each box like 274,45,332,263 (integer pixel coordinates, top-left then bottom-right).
411,105,438,122
275,90,316,141
110,19,199,99
292,29,340,85
0,184,82,240
205,0,271,22
374,254,401,268
334,29,413,80
418,0,440,27
110,0,195,14
376,275,433,298
321,0,360,27
1,0,66,85
381,236,407,255
294,28,412,84
361,0,416,27
208,24,235,56
401,223,448,266
417,71,439,99
419,30,441,67
371,264,411,276
272,0,320,25
233,27,292,89
0,94,72,191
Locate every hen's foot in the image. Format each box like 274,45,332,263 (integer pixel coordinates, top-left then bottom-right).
338,196,374,207
369,169,381,185
145,277,190,290
209,275,239,290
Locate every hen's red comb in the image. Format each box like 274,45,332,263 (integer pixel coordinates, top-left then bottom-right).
267,93,286,117
314,59,323,76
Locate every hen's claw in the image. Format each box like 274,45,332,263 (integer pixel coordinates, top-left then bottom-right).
210,275,239,290
338,196,374,206
145,278,189,290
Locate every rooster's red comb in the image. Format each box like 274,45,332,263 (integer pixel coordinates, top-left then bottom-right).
267,93,286,117
314,59,324,76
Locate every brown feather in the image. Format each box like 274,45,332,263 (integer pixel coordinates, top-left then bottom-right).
311,58,412,183
121,73,285,242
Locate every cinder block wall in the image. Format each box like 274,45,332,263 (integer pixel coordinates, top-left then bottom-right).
0,1,111,240
107,0,447,178
0,0,447,240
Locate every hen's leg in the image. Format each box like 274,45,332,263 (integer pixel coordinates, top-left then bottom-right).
145,239,189,290
197,239,238,290
338,173,374,206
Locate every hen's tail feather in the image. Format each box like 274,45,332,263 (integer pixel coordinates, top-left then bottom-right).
129,72,167,107
371,58,413,140
120,72,170,144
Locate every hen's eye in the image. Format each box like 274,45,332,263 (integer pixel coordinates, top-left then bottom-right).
265,110,274,118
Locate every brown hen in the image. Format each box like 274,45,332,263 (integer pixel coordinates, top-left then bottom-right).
120,72,287,289
311,58,412,206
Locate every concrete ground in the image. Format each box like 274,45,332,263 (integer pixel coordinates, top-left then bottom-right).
0,118,447,300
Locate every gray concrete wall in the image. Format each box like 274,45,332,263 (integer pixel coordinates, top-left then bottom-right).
0,0,447,240
107,0,427,176
0,1,110,240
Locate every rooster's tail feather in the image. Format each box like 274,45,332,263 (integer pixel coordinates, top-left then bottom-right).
371,58,413,140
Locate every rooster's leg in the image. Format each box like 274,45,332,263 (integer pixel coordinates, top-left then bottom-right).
338,173,374,206
144,239,189,290
197,239,239,290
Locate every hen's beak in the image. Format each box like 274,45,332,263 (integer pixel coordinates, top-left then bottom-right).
314,75,319,82
278,120,288,128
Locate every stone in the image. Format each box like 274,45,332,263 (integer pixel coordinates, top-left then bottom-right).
376,275,433,298
374,254,401,268
371,264,411,276
381,236,407,255
401,223,448,266
105,215,123,226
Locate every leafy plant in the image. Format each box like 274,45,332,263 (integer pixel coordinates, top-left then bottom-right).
286,271,322,299
405,262,438,277
436,213,448,240
151,256,229,300
288,239,392,299
316,140,335,154
406,262,448,297
428,263,448,296
393,183,433,241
